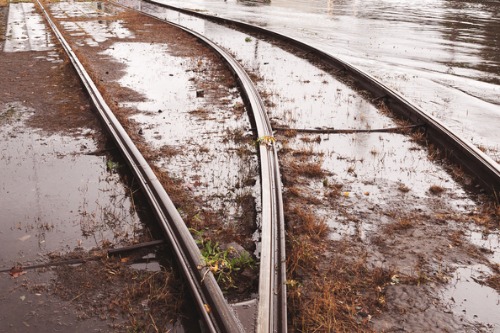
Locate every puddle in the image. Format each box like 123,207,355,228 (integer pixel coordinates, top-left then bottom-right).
0,102,142,267
99,40,258,223
1,8,198,330
279,132,477,243
3,2,55,52
102,42,200,118
50,1,121,19
59,20,133,47
441,264,500,332
467,229,500,264
139,1,392,132
49,2,133,47
0,269,112,332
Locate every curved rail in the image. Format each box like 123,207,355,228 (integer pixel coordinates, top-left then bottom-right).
35,1,244,332
133,8,287,333
146,0,500,195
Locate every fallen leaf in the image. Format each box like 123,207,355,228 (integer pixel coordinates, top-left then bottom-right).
9,266,27,278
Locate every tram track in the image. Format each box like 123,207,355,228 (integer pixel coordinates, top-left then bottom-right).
143,0,500,195
29,0,500,331
36,1,244,332
36,0,286,332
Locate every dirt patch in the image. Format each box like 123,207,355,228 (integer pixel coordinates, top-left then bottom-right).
280,127,500,331
0,50,106,142
0,7,6,42
48,247,188,332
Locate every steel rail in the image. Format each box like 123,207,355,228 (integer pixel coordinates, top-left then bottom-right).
131,7,287,333
114,2,287,331
35,1,244,332
146,0,500,195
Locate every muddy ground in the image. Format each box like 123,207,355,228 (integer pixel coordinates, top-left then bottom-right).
1,0,500,333
0,1,193,332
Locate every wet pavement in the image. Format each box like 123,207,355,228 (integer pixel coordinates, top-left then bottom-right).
0,105,142,264
3,2,54,52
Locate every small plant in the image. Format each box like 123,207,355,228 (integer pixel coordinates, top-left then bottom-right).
0,105,17,124
245,37,252,42
256,135,276,148
389,218,413,231
106,159,121,173
193,232,255,289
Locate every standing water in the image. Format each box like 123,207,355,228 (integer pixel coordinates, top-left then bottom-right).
155,0,500,163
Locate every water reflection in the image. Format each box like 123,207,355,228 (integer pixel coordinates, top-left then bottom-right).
155,0,500,161
441,0,500,83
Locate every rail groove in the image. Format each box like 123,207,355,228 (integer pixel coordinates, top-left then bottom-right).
146,0,500,195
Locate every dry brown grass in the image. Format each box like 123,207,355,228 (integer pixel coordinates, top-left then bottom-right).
285,206,329,275
289,161,326,178
283,129,298,138
159,145,180,158
384,217,415,233
292,147,320,159
288,254,392,332
287,186,303,198
300,135,322,144
486,272,500,292
429,185,445,195
449,230,464,247
52,256,184,332
285,201,393,330
288,207,329,239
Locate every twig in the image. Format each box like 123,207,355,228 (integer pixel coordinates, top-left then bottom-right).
0,239,165,273
274,124,425,135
